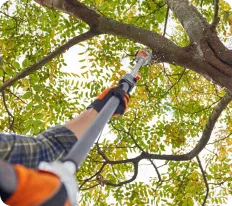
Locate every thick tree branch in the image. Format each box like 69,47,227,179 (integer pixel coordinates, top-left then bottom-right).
207,34,232,66
146,92,232,160
0,30,98,92
87,91,232,166
165,0,232,80
35,0,232,91
196,156,209,206
35,0,101,26
165,0,209,43
35,0,192,66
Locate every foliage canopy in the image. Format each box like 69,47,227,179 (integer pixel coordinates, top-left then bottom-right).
0,0,232,205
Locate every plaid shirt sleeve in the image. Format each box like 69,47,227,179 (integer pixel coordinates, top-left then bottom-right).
0,125,77,169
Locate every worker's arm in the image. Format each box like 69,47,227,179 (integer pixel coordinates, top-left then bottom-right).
0,86,129,168
65,108,98,139
0,109,98,169
0,125,77,168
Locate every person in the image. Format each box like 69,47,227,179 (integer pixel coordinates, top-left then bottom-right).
0,108,98,168
0,86,130,205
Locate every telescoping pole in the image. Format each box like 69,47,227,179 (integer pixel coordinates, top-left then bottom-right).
63,49,152,174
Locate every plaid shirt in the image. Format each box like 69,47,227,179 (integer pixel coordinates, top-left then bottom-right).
0,125,77,169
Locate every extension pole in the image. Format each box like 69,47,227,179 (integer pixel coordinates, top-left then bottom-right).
63,49,152,173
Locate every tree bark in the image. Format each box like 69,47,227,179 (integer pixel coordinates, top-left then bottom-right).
34,0,232,92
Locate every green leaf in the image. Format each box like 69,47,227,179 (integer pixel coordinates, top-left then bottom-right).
12,62,20,69
34,94,40,102
22,92,31,99
22,58,31,67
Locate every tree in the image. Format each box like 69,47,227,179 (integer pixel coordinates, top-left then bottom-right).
0,0,232,205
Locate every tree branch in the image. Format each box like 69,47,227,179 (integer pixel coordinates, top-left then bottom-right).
146,92,232,160
207,132,232,145
94,91,232,164
2,90,15,132
165,0,209,43
196,156,209,206
81,183,100,190
96,142,109,161
149,159,162,182
162,67,186,97
0,30,98,92
35,0,191,66
103,162,138,187
165,0,232,69
7,89,26,104
78,91,232,188
35,0,232,91
79,162,107,190
35,0,101,26
211,0,220,29
163,6,169,37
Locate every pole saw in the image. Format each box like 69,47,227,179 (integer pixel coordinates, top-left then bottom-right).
0,49,152,206
63,48,152,172
39,48,152,205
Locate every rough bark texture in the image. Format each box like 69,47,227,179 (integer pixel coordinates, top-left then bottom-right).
165,0,209,42
34,0,232,92
166,0,232,79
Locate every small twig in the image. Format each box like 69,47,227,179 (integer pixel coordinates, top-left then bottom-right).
196,155,209,206
111,165,120,182
208,177,229,186
103,162,138,187
211,0,220,29
162,67,186,97
79,162,107,190
0,11,20,22
134,4,166,23
207,132,232,145
176,162,191,196
149,159,162,182
7,89,26,104
96,142,109,161
200,0,204,7
163,6,169,37
2,91,15,132
81,183,100,190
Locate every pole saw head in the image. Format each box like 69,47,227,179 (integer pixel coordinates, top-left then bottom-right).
118,48,152,93
135,48,152,66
